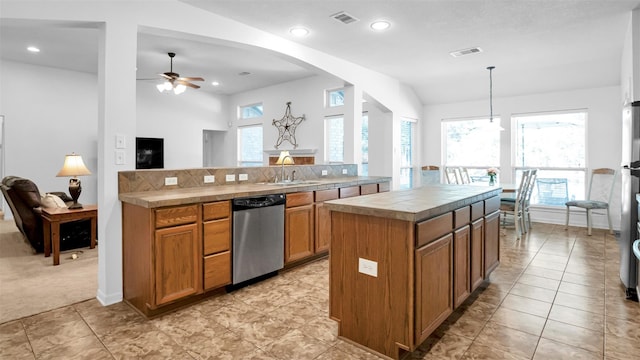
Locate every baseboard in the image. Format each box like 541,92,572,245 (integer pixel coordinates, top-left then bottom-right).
96,288,123,306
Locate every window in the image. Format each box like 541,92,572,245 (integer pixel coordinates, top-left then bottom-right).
239,103,263,119
513,110,586,205
442,118,501,181
399,119,416,189
237,125,263,167
326,89,344,107
325,116,344,163
361,114,369,176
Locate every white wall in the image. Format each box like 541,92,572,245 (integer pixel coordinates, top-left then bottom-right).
0,61,98,216
423,85,623,229
136,81,229,169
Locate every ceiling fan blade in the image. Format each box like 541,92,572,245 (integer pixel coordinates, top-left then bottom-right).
175,80,200,89
179,77,204,82
159,73,174,80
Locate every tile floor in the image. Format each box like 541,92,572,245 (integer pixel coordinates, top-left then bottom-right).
1,223,639,359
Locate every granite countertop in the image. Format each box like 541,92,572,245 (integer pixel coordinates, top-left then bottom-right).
324,184,502,223
119,176,391,208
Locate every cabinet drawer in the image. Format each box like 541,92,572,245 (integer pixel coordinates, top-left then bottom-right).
378,182,391,192
471,201,484,221
204,251,231,290
416,212,453,248
454,206,470,228
155,205,198,228
484,196,500,214
360,184,378,195
339,186,360,198
203,218,230,255
286,191,314,208
203,201,230,221
315,189,339,202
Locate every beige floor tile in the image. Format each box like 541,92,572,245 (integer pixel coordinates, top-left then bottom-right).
488,307,546,336
0,321,34,360
334,339,387,360
605,332,640,360
517,273,561,290
605,315,640,340
473,322,539,359
548,304,604,332
523,265,564,281
416,331,473,359
554,291,604,315
562,272,605,288
533,337,601,360
460,341,530,359
529,258,567,272
500,293,552,318
509,282,557,303
558,280,605,299
34,335,112,360
541,319,603,354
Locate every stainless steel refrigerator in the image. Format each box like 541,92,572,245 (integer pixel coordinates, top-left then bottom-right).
620,100,640,300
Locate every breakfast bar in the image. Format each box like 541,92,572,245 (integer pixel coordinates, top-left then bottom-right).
325,185,502,360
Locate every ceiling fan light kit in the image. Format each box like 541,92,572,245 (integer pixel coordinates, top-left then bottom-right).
156,52,204,95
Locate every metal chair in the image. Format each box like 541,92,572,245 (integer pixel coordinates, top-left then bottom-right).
565,168,616,235
500,170,531,239
459,167,471,184
445,167,461,184
521,169,538,232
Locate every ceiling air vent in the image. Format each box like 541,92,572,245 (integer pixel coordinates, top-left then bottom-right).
331,11,359,24
449,47,483,58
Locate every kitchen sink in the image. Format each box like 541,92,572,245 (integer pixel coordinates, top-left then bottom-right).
257,180,322,186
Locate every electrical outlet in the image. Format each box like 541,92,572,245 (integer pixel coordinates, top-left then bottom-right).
115,134,126,149
115,150,125,165
321,170,328,176
239,174,248,181
358,258,378,277
164,177,178,186
225,174,235,182
342,168,348,175
204,175,215,183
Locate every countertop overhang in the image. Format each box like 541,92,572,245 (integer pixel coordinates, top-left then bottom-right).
324,184,502,223
119,176,391,208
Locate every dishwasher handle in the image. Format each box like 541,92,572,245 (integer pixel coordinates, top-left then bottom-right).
232,194,285,211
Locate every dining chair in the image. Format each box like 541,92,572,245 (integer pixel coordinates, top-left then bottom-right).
565,168,616,236
445,167,460,184
459,167,471,184
536,178,569,206
521,169,538,233
500,170,531,239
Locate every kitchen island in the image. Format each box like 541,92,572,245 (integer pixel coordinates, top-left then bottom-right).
324,185,502,360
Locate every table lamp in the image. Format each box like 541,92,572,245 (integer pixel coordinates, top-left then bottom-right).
56,153,91,209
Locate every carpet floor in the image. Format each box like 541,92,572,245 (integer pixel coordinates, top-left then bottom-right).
0,220,98,324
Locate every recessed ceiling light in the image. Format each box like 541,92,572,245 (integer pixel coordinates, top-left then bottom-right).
370,20,390,31
27,46,40,53
211,81,220,86
289,26,309,37
238,71,251,76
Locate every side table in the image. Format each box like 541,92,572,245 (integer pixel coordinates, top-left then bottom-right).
42,205,97,266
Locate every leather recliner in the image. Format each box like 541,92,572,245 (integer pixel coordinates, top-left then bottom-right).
1,176,91,253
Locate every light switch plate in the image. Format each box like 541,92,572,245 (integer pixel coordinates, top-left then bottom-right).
204,175,215,183
164,177,178,186
225,174,235,182
239,174,248,181
115,134,126,149
321,170,328,176
115,150,125,165
358,258,378,277
342,168,348,174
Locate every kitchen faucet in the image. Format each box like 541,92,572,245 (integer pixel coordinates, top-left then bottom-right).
280,154,293,182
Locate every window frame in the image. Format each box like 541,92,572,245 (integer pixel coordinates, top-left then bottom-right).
237,124,264,167
326,88,345,108
324,114,344,164
238,102,264,120
399,118,417,189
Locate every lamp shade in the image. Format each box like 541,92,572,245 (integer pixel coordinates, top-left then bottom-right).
275,150,295,165
56,153,91,177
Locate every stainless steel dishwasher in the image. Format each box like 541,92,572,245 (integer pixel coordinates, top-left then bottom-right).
232,194,285,285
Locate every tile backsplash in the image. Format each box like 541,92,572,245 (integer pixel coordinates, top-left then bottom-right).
118,164,358,194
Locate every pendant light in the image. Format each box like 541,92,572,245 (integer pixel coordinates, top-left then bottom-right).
487,66,504,131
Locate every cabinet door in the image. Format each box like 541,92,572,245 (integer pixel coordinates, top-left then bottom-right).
470,218,484,292
203,218,230,255
154,223,200,306
484,211,500,278
415,233,453,344
285,204,314,264
315,202,331,253
204,251,231,290
453,226,470,308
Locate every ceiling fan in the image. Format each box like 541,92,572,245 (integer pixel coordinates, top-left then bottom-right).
156,52,204,94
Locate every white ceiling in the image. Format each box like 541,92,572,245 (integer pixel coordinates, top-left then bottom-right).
1,1,639,105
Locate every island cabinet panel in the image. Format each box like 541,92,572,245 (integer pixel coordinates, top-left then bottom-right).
415,233,453,344
416,212,453,247
453,226,471,308
329,212,413,360
378,182,391,192
470,218,485,292
285,192,315,264
360,183,378,195
202,200,231,291
315,189,339,253
339,186,360,198
484,211,501,277
154,222,201,306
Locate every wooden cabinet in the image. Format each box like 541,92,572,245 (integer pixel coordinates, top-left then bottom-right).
339,186,360,198
360,183,378,195
285,192,314,264
415,234,453,344
315,189,339,253
470,218,485,291
484,196,501,277
453,226,471,308
202,201,231,291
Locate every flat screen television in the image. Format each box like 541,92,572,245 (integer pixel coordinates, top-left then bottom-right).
136,137,164,169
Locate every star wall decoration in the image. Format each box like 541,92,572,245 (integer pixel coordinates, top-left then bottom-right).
272,101,305,149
